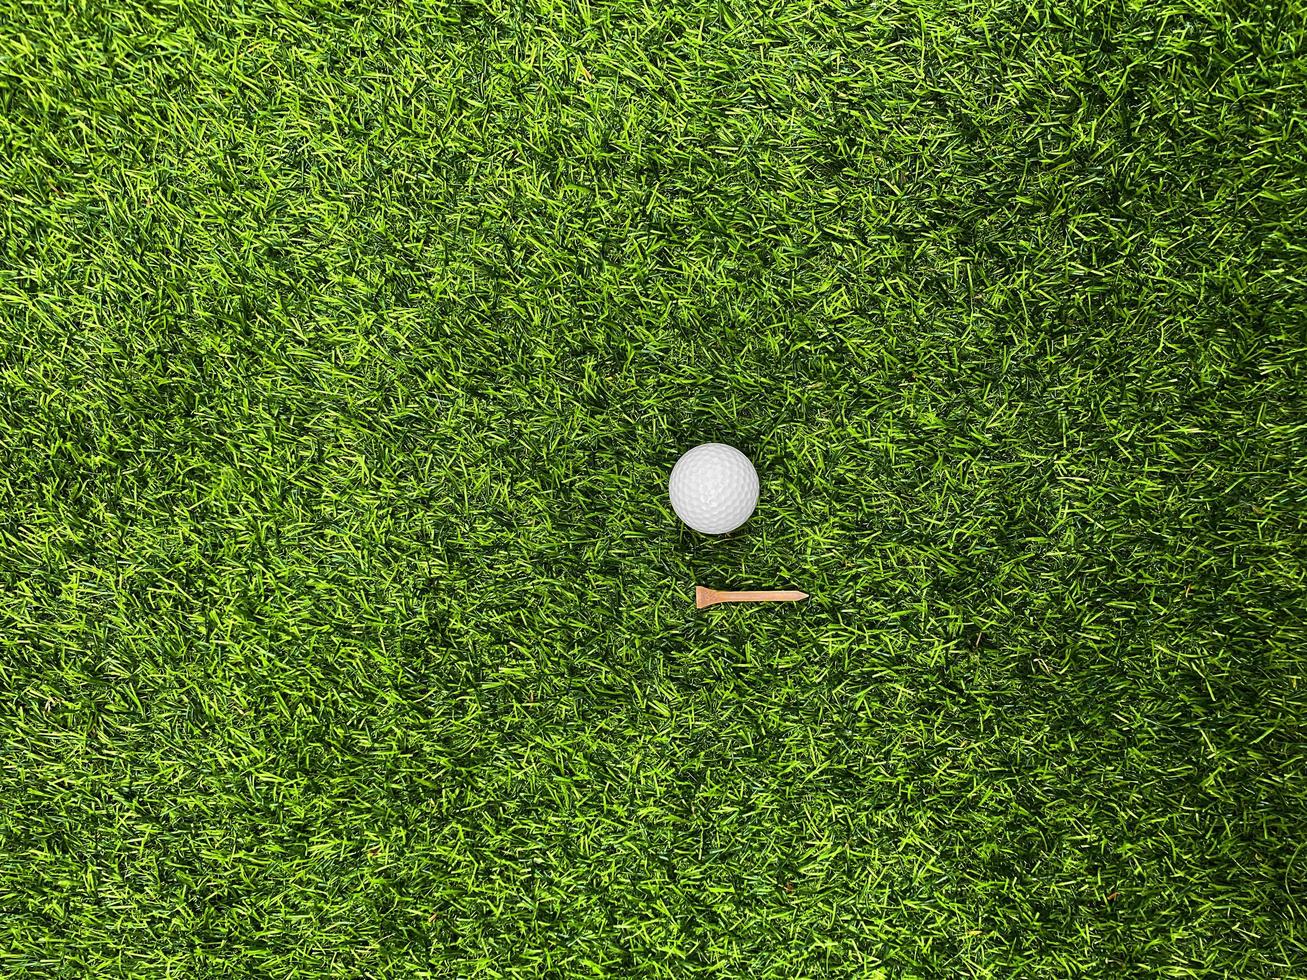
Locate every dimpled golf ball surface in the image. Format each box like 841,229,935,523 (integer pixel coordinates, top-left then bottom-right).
669,443,759,534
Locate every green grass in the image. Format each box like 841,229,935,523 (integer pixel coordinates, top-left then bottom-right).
2,0,1306,976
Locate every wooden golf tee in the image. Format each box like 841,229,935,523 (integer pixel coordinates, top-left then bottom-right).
696,586,809,609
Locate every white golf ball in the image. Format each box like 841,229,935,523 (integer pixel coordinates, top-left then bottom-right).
668,443,759,534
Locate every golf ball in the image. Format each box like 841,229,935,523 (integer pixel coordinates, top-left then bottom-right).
669,443,759,534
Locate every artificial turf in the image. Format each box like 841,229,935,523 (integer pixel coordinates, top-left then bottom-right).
2,0,1306,976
